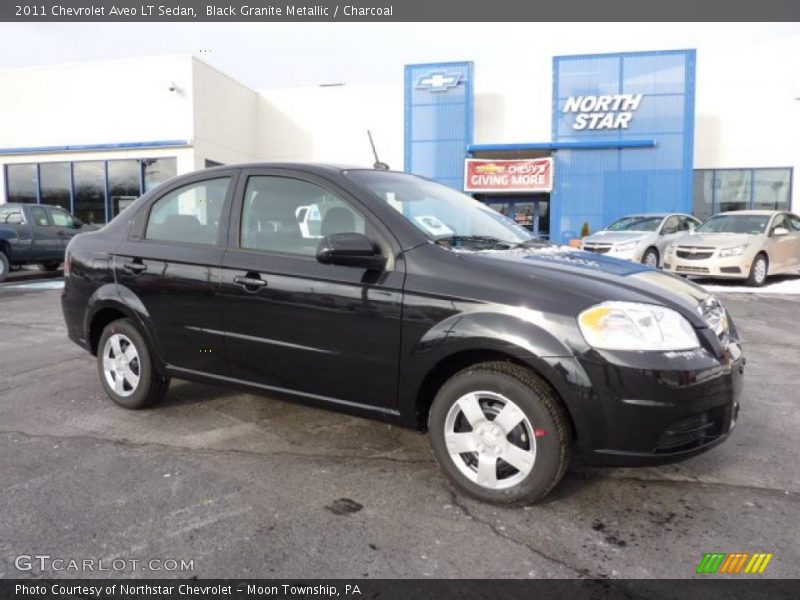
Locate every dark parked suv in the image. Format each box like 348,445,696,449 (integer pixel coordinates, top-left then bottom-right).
62,164,744,504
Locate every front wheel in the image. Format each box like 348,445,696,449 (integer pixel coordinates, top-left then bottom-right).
428,361,571,505
747,253,768,287
97,318,170,409
0,252,9,282
641,247,659,268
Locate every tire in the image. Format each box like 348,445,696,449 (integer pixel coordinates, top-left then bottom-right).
96,318,170,409
428,361,571,505
42,261,62,272
641,247,659,268
0,251,9,283
747,253,768,287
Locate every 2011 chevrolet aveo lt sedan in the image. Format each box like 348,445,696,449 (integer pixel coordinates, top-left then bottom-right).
62,164,744,504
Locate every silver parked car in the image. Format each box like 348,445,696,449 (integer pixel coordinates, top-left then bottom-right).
581,213,701,267
663,210,800,286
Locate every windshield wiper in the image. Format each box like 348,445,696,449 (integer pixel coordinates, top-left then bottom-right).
435,235,514,249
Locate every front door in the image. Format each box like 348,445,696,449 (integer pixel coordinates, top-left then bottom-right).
219,169,404,410
28,205,64,261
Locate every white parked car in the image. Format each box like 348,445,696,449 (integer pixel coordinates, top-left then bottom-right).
581,213,701,267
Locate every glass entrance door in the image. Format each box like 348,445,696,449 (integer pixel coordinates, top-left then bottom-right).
484,196,550,239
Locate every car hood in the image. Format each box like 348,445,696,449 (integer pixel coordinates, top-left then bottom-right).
458,245,712,326
672,232,759,248
583,231,652,244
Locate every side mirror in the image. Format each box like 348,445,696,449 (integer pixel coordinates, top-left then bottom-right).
317,233,386,270
773,226,789,237
688,222,697,232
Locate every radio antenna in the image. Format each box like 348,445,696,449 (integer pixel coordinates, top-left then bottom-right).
367,130,390,170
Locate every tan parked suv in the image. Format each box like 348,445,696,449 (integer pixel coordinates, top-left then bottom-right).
664,210,800,286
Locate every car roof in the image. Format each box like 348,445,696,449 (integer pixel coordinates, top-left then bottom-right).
716,210,783,216
615,213,671,218
201,162,372,176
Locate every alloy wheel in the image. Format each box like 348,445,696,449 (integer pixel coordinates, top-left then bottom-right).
443,391,536,490
102,333,141,397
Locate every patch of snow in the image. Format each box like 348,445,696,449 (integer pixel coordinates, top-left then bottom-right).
692,274,800,295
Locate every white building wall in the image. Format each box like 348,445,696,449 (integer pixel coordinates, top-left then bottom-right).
192,59,259,169
693,35,800,210
255,82,404,169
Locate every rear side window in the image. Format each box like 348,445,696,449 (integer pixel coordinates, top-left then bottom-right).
145,178,230,245
0,206,25,224
30,206,50,227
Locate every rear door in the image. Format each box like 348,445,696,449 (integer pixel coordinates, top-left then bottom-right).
27,205,63,261
46,206,82,250
789,214,800,267
0,205,33,261
219,168,404,410
114,170,238,375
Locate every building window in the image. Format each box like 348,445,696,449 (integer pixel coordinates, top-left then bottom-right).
39,162,71,211
73,161,106,225
4,157,177,224
108,160,141,218
693,168,793,218
143,158,177,192
6,164,38,203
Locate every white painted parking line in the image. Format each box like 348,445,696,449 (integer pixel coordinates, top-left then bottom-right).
0,280,65,290
695,275,800,295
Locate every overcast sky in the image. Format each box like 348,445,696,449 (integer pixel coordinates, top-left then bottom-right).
0,23,797,89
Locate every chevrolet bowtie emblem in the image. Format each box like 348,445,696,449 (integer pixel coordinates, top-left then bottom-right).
416,72,462,93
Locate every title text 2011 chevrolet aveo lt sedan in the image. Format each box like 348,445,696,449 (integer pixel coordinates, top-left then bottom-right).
62,164,744,504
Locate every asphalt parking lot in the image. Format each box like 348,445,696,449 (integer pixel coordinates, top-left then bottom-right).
1,279,798,579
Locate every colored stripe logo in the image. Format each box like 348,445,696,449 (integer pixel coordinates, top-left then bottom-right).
697,552,773,574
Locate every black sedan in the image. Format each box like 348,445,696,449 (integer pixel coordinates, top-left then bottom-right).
61,164,744,504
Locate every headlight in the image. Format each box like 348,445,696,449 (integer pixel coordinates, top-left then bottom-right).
719,244,748,257
613,241,638,253
666,244,676,255
578,301,700,351
698,296,729,337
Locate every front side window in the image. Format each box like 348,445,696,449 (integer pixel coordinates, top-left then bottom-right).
241,176,366,256
661,216,680,233
345,170,534,249
49,207,77,228
145,178,230,245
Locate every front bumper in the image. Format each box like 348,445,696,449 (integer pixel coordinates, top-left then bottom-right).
664,253,752,279
552,339,744,466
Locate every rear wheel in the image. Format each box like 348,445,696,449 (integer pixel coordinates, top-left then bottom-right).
747,253,768,287
97,318,170,409
0,252,9,282
428,361,571,505
641,247,659,268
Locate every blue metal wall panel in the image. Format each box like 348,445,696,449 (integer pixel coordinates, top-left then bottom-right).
404,62,474,190
551,50,696,243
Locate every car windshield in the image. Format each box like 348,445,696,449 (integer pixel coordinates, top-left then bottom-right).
345,170,537,249
604,216,663,232
696,215,770,235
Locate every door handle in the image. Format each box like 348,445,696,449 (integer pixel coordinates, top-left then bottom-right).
234,275,267,289
122,262,147,274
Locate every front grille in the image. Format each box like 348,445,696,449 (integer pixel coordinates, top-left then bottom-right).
676,265,710,274
583,244,612,254
654,407,727,453
676,247,715,260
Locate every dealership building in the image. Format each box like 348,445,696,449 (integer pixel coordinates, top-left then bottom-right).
1,36,798,243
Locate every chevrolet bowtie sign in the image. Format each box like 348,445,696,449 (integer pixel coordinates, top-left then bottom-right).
464,158,554,193
416,72,462,93
563,93,644,130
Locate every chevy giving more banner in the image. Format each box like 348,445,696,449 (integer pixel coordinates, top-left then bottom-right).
464,158,554,193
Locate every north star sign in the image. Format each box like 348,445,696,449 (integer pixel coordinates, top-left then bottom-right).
563,93,644,130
